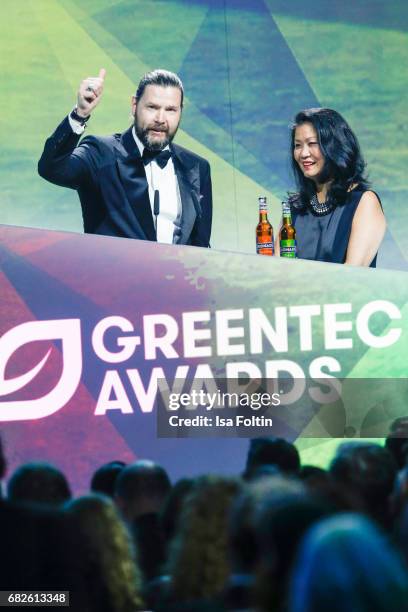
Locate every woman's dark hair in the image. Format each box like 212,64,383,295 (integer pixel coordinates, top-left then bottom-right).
290,108,369,210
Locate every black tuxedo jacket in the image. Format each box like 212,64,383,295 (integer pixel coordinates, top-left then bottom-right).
38,117,212,247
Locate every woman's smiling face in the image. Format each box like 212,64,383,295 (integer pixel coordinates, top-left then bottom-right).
293,122,325,183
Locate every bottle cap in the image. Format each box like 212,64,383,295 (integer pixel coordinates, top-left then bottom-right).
259,196,267,211
281,200,291,214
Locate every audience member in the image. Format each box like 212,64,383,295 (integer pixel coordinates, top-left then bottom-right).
289,514,408,612
254,476,331,612
65,494,144,611
115,459,171,521
7,462,71,506
329,442,397,529
115,460,171,583
90,460,126,498
244,437,300,480
225,475,304,610
164,475,242,610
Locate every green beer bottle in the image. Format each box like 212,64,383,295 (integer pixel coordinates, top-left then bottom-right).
279,201,296,258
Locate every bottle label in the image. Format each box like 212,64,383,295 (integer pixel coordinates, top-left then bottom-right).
280,239,297,258
256,240,274,255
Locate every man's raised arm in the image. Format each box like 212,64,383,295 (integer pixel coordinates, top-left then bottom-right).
38,69,106,188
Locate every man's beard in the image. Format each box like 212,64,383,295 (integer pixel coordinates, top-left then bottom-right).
135,123,176,152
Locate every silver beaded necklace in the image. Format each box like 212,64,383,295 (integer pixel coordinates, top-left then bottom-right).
310,194,333,216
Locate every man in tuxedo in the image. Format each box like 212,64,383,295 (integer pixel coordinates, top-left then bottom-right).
38,69,212,247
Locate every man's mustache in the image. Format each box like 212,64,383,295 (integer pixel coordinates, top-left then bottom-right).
148,126,168,133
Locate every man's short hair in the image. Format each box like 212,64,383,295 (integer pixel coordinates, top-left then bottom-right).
245,437,301,479
135,69,184,107
7,462,71,506
115,460,171,505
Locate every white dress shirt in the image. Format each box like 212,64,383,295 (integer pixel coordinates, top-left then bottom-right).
132,128,181,244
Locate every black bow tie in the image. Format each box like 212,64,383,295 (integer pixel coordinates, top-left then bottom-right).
142,148,172,169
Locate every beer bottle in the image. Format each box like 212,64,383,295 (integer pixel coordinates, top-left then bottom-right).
256,196,274,256
279,201,296,258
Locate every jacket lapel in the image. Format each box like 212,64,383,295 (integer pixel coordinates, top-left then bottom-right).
116,128,156,241
172,145,200,245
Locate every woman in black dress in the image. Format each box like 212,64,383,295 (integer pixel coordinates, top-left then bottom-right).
288,108,386,267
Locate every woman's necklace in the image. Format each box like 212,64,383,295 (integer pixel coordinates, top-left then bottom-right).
310,194,333,216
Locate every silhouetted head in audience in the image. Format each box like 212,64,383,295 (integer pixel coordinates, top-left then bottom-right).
244,437,300,480
329,442,398,528
385,417,408,469
254,476,331,612
115,460,171,522
90,461,126,498
65,494,144,612
7,462,71,507
289,514,408,612
167,475,242,605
